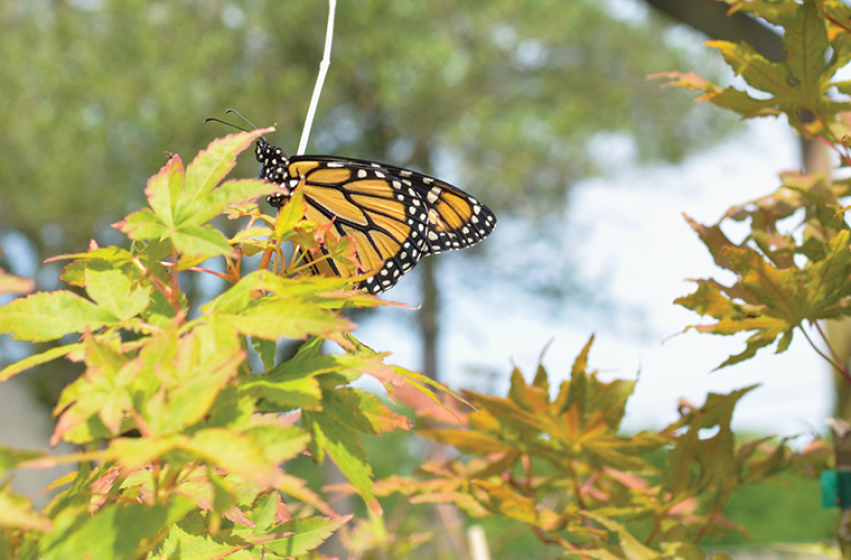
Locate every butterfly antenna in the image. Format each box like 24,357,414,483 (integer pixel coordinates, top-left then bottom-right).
225,108,262,132
225,109,268,142
202,117,250,133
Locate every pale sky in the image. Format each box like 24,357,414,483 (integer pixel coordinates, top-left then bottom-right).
357,116,833,441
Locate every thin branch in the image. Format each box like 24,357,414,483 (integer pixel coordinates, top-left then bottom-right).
801,323,850,382
813,320,851,384
695,495,728,543
297,0,337,155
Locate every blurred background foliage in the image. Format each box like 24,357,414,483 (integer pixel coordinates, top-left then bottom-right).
0,0,728,263
0,0,736,395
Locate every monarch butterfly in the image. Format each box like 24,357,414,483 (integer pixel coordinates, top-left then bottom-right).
255,141,497,294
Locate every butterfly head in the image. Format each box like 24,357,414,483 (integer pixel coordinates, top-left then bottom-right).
255,140,292,208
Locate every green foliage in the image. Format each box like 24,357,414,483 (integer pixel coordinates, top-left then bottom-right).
0,133,812,560
0,1,839,557
346,337,816,557
0,133,439,558
657,0,851,374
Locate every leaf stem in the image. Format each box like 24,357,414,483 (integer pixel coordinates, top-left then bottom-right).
815,113,851,167
169,246,181,315
297,0,337,155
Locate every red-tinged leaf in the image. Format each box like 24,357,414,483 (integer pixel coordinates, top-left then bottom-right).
724,329,789,369
240,367,322,410
40,497,195,560
0,446,46,474
683,214,737,271
187,429,284,488
804,230,851,315
187,178,277,227
572,335,594,378
143,341,244,436
179,129,273,224
0,484,52,532
276,474,338,518
322,230,361,275
724,246,803,323
391,363,473,408
85,265,151,322
109,430,283,489
107,436,187,473
394,380,467,425
0,343,80,382
243,421,311,465
205,469,240,533
465,391,551,435
666,387,756,496
0,267,34,295
420,429,510,455
114,208,170,241
604,467,650,490
581,512,663,560
171,224,233,257
263,515,352,557
0,291,118,342
675,282,743,321
649,70,714,92
409,490,491,518
145,153,185,228
54,247,144,289
156,523,253,560
508,367,549,413
356,392,411,433
52,336,139,445
470,479,538,524
215,298,353,343
274,181,308,240
254,491,289,532
232,226,274,243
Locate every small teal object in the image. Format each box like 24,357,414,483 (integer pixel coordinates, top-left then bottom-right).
822,470,851,508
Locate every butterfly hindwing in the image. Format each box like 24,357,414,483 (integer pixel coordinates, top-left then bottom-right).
257,142,496,294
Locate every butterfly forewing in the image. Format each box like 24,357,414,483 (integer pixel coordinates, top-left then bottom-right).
257,141,496,294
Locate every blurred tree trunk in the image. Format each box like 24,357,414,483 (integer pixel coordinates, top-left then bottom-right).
806,134,851,421
419,257,440,381
644,0,784,61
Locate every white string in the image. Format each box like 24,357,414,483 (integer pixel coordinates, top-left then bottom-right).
297,0,337,155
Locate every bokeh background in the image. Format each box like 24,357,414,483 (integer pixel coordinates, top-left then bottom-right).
0,0,837,552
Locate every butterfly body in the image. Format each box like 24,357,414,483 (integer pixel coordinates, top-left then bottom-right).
255,140,496,294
